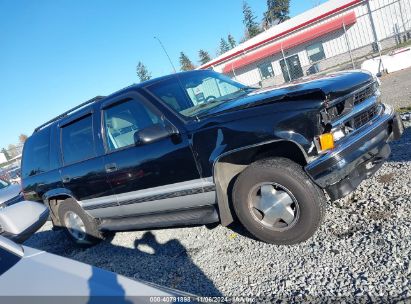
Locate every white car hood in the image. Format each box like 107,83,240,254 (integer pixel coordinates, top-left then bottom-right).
0,246,185,303
0,184,21,205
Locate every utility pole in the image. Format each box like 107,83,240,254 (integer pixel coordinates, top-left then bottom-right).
281,43,292,82
365,1,384,71
343,22,355,69
154,36,177,73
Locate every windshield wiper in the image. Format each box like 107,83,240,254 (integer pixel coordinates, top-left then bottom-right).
216,86,257,102
239,86,259,91
198,98,223,108
186,87,259,117
181,99,224,116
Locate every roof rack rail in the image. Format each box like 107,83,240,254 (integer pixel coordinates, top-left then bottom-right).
34,95,106,133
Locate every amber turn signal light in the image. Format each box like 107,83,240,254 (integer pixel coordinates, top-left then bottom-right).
319,133,335,151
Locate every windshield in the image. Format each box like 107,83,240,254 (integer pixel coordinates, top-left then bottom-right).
147,71,254,118
0,179,10,190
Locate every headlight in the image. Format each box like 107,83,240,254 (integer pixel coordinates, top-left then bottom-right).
332,128,346,141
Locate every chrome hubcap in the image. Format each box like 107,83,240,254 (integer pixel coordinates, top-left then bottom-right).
64,211,86,240
249,183,299,231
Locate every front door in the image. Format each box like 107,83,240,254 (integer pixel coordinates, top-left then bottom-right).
280,54,304,82
100,92,211,218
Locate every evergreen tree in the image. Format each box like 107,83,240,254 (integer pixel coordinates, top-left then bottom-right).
198,49,212,65
263,0,290,28
179,52,195,71
242,1,262,39
136,61,152,82
227,34,237,49
219,38,231,55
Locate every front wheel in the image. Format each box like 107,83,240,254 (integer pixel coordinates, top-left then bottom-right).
57,198,105,246
232,157,326,245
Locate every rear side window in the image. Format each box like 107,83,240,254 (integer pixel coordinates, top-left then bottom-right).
21,128,50,178
61,115,95,165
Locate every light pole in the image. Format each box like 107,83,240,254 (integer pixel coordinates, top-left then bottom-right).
154,36,177,73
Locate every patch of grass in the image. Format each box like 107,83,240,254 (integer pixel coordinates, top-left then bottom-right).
381,37,411,55
397,106,411,113
377,172,396,184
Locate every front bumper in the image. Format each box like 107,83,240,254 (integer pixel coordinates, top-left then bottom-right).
305,104,404,200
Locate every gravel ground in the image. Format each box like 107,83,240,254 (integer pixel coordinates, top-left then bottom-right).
25,89,411,302
380,67,411,109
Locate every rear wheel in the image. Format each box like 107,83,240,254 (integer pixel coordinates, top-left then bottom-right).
233,157,326,245
58,198,104,246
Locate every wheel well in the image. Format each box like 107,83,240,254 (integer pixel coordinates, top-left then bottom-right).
213,141,307,226
46,195,72,226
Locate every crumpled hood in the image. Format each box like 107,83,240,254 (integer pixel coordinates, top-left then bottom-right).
201,70,374,117
0,184,21,205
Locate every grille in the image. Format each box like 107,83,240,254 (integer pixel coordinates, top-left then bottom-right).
352,105,379,129
326,83,376,121
353,84,374,106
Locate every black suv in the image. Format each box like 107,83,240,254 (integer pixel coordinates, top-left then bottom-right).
21,70,404,245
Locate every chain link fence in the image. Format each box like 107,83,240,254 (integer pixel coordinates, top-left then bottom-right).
0,144,23,167
229,0,411,88
0,144,23,183
301,0,411,76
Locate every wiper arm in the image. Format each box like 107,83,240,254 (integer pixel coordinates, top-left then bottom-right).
181,99,224,116
198,99,222,108
186,88,259,116
239,86,259,91
214,87,258,103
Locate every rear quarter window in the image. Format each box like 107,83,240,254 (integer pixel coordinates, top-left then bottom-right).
21,128,51,178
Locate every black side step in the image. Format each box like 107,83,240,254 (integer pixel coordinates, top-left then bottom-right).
98,205,219,232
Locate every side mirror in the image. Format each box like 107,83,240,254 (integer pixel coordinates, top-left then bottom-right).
0,201,49,243
134,124,176,146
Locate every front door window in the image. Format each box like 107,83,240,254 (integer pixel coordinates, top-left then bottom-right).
103,99,162,152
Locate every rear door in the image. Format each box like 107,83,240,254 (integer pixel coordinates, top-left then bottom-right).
100,91,212,218
58,111,117,218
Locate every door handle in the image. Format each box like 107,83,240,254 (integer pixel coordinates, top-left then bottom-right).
105,163,118,173
62,176,71,183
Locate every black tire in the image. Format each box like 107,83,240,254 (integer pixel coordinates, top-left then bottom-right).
57,198,104,246
232,157,326,245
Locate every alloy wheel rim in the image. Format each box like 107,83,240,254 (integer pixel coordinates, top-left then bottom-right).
248,182,300,231
64,211,86,241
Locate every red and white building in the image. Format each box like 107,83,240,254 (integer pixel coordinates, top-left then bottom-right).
199,0,411,86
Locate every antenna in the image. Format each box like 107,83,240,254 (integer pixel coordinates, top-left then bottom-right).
154,36,177,73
